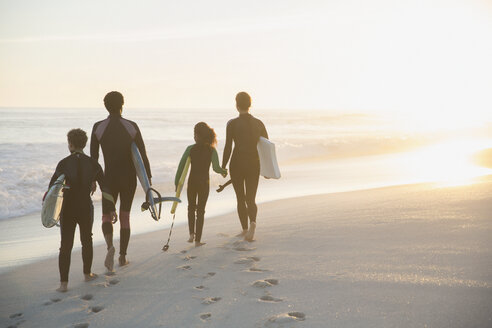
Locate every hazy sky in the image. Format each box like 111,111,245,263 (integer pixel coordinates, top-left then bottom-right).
1,0,491,122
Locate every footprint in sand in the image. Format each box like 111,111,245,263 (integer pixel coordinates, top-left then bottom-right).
201,297,221,305
199,313,212,321
207,272,216,277
252,279,279,288
72,323,90,328
177,265,192,270
180,250,187,254
80,294,93,301
259,295,283,303
104,271,116,276
108,278,119,285
43,301,53,305
266,312,305,325
234,256,260,264
194,285,207,290
183,255,197,261
247,267,270,273
89,306,104,313
50,297,62,303
9,313,22,319
233,246,256,252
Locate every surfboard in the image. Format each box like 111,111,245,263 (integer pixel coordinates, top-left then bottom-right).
171,156,190,214
131,142,160,221
257,137,281,179
41,174,66,228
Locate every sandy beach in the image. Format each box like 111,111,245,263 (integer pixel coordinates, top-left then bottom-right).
1,177,491,328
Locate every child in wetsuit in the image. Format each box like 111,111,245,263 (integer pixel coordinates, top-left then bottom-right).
175,122,227,247
48,129,116,292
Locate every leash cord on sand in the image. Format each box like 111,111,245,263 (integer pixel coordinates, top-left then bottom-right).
162,213,176,251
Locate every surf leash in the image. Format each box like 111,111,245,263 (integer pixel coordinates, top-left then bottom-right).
162,213,177,251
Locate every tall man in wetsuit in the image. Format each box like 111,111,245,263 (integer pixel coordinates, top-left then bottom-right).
90,91,152,270
222,92,268,242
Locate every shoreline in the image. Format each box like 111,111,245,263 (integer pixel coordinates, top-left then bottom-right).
1,175,491,274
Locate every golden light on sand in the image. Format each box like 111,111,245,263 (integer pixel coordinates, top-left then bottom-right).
403,139,492,187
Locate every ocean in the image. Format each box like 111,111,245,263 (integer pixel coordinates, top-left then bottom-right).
0,107,490,272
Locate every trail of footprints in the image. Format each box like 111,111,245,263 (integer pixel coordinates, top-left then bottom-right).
177,238,305,326
6,273,122,328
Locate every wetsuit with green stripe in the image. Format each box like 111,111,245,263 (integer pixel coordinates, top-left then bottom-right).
175,144,226,243
222,113,268,230
49,151,115,282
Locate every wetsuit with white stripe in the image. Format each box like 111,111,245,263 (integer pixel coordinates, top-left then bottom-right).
90,113,151,256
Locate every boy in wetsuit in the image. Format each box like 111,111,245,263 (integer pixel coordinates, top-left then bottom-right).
90,91,152,270
48,129,116,292
222,92,268,242
175,122,227,247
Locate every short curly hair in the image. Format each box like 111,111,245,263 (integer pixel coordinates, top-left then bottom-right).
67,128,88,149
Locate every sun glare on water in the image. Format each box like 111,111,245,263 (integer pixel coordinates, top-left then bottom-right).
401,139,492,187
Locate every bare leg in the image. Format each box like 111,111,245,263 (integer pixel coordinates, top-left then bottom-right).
244,222,256,242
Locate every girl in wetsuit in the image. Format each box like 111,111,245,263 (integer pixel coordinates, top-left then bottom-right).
175,122,227,247
222,92,268,242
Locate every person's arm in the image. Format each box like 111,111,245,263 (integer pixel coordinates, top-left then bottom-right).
95,163,117,221
48,161,63,188
259,120,269,139
90,123,100,161
175,145,193,188
222,120,233,169
134,124,152,182
212,148,227,177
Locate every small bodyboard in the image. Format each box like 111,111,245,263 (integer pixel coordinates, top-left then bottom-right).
131,142,160,221
257,137,281,179
171,156,190,214
41,174,66,228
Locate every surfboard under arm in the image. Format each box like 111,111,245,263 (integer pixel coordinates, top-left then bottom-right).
171,156,190,214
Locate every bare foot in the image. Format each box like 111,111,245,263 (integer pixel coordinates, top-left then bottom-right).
244,222,256,242
236,230,248,237
187,233,195,243
104,246,115,272
195,241,206,247
56,282,68,293
84,273,98,282
119,255,129,267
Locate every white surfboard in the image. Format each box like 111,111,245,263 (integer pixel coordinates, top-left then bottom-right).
131,142,160,221
257,137,281,179
41,174,66,228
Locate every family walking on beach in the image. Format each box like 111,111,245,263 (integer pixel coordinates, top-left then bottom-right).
46,91,270,292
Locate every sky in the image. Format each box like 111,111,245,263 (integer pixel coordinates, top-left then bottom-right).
1,0,491,124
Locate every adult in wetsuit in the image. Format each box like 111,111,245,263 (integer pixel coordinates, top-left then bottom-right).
175,122,227,247
90,91,152,270
222,92,268,242
49,128,116,292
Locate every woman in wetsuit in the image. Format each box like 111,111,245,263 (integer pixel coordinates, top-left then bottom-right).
222,92,268,242
175,122,227,247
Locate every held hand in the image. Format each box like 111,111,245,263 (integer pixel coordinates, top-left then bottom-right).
91,181,97,195
110,211,118,224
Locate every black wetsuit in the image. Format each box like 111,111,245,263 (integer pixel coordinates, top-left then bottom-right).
49,151,115,282
222,113,268,230
90,113,151,256
176,144,226,243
